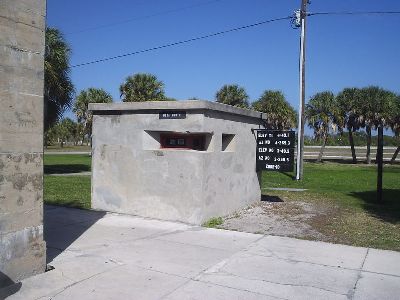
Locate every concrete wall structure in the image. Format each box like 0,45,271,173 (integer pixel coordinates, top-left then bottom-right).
0,0,46,286
90,101,265,225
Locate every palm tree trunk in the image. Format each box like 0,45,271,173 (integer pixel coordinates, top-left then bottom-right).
348,129,357,164
317,133,327,162
391,146,400,164
366,126,372,164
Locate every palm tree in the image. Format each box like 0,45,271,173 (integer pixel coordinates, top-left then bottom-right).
73,88,113,143
336,88,362,163
44,27,75,130
53,118,76,148
120,73,165,102
359,86,397,164
390,95,400,164
215,84,249,108
305,91,340,162
252,90,297,130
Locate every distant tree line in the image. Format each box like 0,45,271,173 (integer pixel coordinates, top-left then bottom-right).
215,85,297,130
304,132,399,147
43,27,174,147
44,27,399,164
45,118,81,147
214,84,399,164
305,87,399,164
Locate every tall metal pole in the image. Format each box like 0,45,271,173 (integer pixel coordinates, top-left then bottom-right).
296,0,308,180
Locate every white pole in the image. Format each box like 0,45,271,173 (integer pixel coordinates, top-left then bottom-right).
296,6,306,180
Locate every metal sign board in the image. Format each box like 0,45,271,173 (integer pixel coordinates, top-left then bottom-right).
159,111,186,119
256,130,295,172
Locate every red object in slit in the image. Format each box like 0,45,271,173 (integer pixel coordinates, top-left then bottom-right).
160,133,205,150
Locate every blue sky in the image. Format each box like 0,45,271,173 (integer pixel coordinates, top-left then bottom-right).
47,0,400,131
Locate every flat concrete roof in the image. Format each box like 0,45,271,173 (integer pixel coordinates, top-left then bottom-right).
89,100,266,120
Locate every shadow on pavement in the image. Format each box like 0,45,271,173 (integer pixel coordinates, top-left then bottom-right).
349,189,400,224
261,195,284,202
306,159,361,164
44,164,90,174
44,205,106,263
0,272,22,298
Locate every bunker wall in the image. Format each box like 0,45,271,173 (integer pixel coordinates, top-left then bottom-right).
200,111,261,220
0,0,46,286
91,108,262,224
92,113,207,223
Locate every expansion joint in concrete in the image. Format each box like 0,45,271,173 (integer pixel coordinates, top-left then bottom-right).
17,92,43,98
0,224,43,238
158,277,194,300
0,151,43,155
205,267,348,298
242,246,366,275
0,15,44,31
348,248,370,299
44,264,125,299
1,44,41,55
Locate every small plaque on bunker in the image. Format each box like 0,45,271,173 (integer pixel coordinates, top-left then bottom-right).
159,111,186,119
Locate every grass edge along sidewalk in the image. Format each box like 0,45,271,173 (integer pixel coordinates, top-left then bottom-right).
269,163,397,250
213,162,400,251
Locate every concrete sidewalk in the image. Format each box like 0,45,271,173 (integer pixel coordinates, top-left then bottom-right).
1,206,399,300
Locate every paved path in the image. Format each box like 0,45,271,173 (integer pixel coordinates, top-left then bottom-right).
2,205,399,300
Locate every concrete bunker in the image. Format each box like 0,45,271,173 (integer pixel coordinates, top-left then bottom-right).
89,101,265,224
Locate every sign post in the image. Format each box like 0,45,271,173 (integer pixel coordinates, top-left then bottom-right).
256,130,295,172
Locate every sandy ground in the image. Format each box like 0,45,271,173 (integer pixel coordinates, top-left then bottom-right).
219,196,332,240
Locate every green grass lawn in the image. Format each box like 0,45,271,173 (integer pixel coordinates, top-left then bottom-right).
43,153,400,250
44,154,92,209
44,175,91,209
262,162,400,250
44,154,91,174
263,162,399,210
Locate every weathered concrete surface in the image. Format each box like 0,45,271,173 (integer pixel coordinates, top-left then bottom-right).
90,101,262,224
1,206,399,299
0,0,46,287
89,100,266,119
